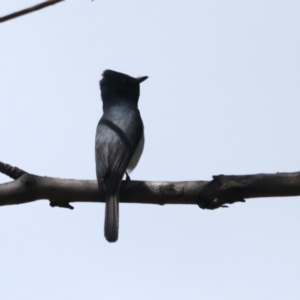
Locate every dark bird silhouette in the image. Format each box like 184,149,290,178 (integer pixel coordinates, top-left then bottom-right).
95,70,148,242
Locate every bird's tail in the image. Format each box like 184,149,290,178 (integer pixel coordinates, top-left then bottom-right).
104,192,119,242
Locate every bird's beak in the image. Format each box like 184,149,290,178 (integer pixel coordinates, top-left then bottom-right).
136,76,148,83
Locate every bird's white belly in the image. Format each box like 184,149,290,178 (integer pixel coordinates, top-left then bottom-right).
127,133,144,172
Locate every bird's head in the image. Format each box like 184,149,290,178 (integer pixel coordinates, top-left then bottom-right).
100,70,148,105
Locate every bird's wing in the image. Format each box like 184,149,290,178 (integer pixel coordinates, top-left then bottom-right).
95,121,133,186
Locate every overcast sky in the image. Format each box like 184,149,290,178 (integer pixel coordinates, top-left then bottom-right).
1,0,300,299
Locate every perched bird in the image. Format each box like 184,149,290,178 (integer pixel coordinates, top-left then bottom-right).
95,70,148,242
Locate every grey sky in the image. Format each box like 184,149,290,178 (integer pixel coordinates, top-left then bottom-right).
1,0,300,299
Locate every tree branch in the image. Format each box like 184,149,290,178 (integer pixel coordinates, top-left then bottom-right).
0,0,64,23
0,161,27,179
1,161,300,209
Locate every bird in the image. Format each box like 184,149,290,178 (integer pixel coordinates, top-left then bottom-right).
95,69,148,242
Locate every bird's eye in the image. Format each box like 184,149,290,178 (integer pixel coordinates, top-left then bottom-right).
123,78,127,83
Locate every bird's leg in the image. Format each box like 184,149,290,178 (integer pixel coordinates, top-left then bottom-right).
125,171,131,181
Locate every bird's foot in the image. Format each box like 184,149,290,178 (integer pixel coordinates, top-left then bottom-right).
125,171,131,182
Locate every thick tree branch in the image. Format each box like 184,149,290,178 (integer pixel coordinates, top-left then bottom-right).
0,0,64,23
1,161,300,209
0,173,201,208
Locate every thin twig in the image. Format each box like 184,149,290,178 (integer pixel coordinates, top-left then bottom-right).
0,161,27,179
0,0,65,23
